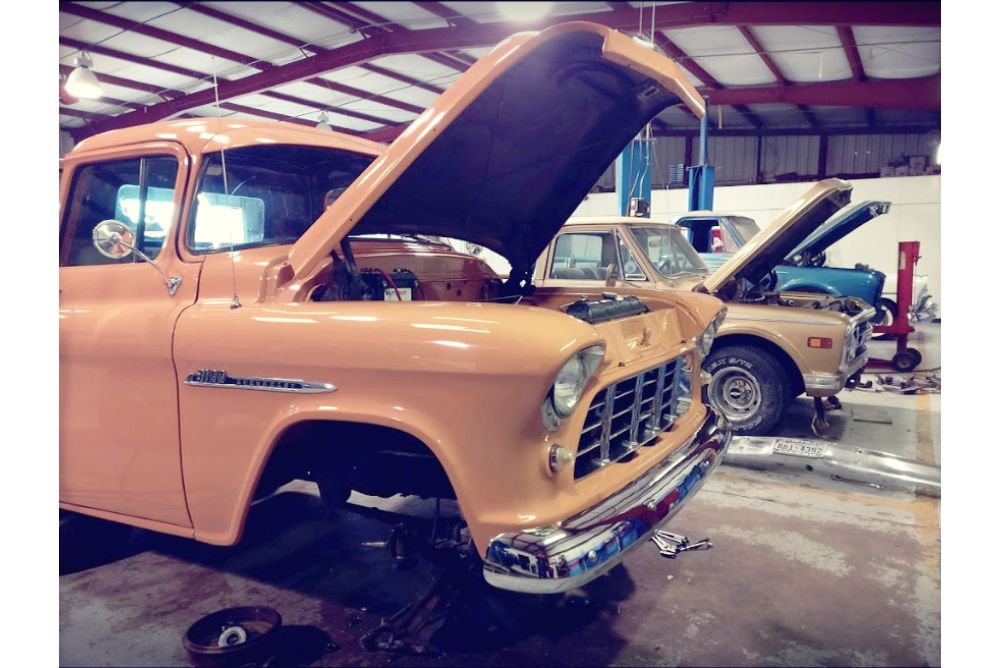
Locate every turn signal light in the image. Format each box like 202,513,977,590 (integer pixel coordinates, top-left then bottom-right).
808,337,833,349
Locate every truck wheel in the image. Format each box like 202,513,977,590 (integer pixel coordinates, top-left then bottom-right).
704,346,786,436
874,298,897,329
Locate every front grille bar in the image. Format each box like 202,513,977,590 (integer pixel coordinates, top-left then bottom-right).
575,357,690,479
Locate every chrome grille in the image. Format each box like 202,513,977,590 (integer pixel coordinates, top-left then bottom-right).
846,320,873,364
574,357,691,480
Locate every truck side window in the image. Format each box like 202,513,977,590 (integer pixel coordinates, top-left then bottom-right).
62,156,178,266
549,232,617,280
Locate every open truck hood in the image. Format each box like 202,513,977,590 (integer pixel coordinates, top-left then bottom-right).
289,22,705,278
700,179,853,295
786,200,891,262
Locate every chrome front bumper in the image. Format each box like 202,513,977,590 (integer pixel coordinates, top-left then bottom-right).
803,352,868,396
482,409,730,594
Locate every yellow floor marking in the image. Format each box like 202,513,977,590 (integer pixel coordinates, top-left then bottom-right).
912,390,940,574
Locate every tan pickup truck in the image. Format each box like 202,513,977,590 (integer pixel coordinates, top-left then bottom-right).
535,180,876,436
59,22,730,593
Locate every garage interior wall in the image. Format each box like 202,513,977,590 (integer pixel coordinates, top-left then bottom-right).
574,175,942,314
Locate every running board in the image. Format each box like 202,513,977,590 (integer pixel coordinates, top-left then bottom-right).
722,437,940,498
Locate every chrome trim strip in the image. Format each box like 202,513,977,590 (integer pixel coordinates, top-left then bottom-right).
184,369,336,394
802,372,843,391
483,408,730,594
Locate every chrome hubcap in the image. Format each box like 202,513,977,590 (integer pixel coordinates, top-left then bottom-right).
708,366,762,423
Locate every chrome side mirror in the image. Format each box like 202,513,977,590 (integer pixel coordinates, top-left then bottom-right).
91,219,183,297
92,219,135,260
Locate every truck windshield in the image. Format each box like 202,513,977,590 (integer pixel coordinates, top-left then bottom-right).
629,226,709,278
728,216,760,245
186,144,375,253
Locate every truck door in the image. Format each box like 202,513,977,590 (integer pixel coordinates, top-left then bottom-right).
59,142,198,528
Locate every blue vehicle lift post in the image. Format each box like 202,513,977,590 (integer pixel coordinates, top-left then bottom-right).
687,104,715,211
616,132,653,217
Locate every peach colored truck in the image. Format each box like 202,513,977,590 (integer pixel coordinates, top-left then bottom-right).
59,22,730,593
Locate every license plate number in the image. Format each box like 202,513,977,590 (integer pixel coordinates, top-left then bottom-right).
772,439,827,458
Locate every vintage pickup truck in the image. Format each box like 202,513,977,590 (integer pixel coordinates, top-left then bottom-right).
59,22,730,593
674,202,894,324
535,179,876,436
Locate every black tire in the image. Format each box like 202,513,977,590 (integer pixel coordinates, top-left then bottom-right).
874,298,898,339
704,345,787,436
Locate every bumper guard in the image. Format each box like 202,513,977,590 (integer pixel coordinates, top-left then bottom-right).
482,408,730,594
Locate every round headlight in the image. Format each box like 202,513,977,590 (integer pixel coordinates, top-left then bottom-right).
696,308,727,358
552,356,586,417
549,345,605,419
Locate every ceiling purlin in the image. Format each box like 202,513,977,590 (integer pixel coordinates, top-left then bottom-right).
736,25,820,130
837,25,877,127
61,4,407,126
63,2,940,137
654,33,765,128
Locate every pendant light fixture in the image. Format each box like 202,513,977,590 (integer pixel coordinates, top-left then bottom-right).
65,52,102,99
315,111,332,131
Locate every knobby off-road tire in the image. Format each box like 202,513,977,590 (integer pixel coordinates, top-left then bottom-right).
704,345,787,436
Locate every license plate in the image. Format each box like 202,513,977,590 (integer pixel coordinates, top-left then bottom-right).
385,287,412,301
772,439,827,458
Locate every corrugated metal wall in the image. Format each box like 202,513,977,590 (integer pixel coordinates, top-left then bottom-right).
600,132,937,191
760,135,821,180
826,133,930,175
708,136,758,185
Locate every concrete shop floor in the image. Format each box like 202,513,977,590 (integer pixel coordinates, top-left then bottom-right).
59,325,941,667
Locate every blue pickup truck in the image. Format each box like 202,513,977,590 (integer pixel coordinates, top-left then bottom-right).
675,201,893,325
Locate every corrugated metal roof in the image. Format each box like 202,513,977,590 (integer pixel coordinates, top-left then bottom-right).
59,1,940,136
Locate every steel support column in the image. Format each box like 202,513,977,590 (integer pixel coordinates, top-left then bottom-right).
617,135,653,217
688,109,715,211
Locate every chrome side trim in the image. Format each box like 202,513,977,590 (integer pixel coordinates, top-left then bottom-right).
184,369,336,394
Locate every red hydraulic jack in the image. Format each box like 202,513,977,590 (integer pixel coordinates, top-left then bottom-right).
868,241,924,372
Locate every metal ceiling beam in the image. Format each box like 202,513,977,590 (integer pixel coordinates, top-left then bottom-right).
837,26,867,81
421,52,471,72
654,33,763,128
72,2,939,136
836,26,877,127
182,2,310,50
648,123,940,138
60,36,205,80
708,76,940,111
218,102,322,129
176,3,436,116
355,62,446,95
62,36,401,127
304,78,424,115
58,63,181,99
736,26,819,130
335,2,473,74
59,106,102,119
300,1,382,37
59,62,398,130
59,3,270,69
420,2,476,28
